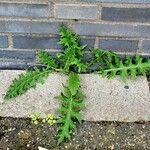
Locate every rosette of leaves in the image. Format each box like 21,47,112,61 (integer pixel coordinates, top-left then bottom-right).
55,72,85,144
4,23,150,145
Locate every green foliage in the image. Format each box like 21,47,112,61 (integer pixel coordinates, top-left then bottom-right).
4,24,87,100
4,23,150,145
68,72,80,95
5,67,50,99
91,48,120,68
38,49,58,69
30,112,56,125
30,112,41,125
42,114,56,125
57,23,87,73
93,49,150,81
5,49,58,99
55,72,85,145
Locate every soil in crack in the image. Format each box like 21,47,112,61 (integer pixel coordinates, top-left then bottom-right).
0,117,149,150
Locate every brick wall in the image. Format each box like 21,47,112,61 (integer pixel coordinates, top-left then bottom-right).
0,0,150,69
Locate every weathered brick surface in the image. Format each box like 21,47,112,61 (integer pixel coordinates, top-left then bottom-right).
81,0,150,3
80,38,95,50
0,1,150,69
0,21,61,34
0,50,93,69
13,36,95,50
0,50,36,62
0,60,33,70
140,25,150,38
0,3,49,18
1,21,150,39
141,40,150,53
72,23,139,37
0,36,8,48
54,4,97,20
73,23,150,38
13,36,61,49
102,7,150,22
99,39,139,52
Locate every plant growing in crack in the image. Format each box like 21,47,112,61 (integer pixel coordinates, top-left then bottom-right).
30,112,56,125
55,72,85,144
4,23,150,144
30,112,41,125
91,48,150,82
42,113,56,125
5,24,87,144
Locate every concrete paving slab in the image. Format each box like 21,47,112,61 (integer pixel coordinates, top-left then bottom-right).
0,70,150,122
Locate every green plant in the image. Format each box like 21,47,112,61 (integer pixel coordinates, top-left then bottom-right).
92,48,120,67
55,72,85,144
30,112,41,125
5,67,50,99
30,112,56,125
42,114,56,125
92,49,150,81
57,24,87,73
5,24,87,98
4,24,87,144
4,23,150,145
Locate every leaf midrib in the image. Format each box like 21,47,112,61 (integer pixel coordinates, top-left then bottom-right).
100,62,150,73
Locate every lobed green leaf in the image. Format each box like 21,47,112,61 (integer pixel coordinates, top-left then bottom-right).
37,49,58,69
5,68,50,99
97,52,150,82
55,72,85,144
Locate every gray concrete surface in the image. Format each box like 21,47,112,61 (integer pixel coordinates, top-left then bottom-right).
0,70,150,122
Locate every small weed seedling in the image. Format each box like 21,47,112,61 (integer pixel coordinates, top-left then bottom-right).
4,24,150,144
42,114,56,125
30,112,56,125
30,112,41,125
